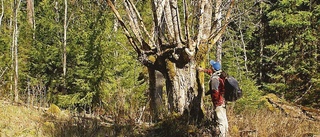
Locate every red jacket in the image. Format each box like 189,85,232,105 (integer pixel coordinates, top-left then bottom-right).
209,76,225,107
202,68,225,107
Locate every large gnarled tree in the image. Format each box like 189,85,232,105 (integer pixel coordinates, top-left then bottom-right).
107,0,234,122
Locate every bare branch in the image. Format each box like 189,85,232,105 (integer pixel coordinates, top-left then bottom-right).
183,0,191,49
126,0,155,48
107,0,141,54
0,67,8,79
196,0,212,47
163,0,175,43
169,0,184,47
0,0,4,28
124,0,143,45
208,0,235,45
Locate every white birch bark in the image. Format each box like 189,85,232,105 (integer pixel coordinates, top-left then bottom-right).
63,0,67,77
215,0,222,63
0,0,4,28
12,0,21,102
163,0,175,42
26,0,33,25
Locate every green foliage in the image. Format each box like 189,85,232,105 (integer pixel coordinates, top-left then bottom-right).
231,77,264,113
242,0,320,108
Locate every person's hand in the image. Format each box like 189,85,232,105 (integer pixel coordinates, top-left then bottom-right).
197,67,203,71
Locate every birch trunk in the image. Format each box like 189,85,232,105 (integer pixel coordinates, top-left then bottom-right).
12,0,21,102
26,0,35,39
63,0,67,77
0,0,4,28
112,0,118,31
215,0,222,63
26,0,33,26
259,4,264,84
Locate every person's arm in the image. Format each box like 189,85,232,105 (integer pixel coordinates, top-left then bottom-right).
210,78,219,92
205,78,219,96
197,67,213,75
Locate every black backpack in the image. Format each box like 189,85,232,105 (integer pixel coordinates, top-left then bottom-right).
224,76,242,102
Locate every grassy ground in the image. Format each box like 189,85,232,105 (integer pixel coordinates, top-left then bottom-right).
0,100,46,137
227,108,320,137
0,99,319,137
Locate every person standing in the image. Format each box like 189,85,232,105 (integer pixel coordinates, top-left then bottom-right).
198,60,228,137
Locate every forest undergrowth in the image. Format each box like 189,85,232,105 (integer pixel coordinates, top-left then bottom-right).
0,98,319,137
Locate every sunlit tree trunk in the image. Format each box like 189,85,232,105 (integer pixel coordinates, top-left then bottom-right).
12,0,21,102
26,0,33,26
63,0,67,87
259,4,264,84
215,0,222,63
0,0,4,28
238,17,249,75
26,0,35,39
112,0,118,31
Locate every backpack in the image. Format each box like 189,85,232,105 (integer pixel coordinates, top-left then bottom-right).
223,76,242,102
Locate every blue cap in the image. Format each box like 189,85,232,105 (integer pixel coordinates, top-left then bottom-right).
210,60,221,71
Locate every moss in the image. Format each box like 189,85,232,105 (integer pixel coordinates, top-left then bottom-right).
47,104,61,117
148,55,156,63
231,125,239,133
198,61,205,84
260,94,287,112
44,121,55,131
166,59,176,80
195,44,209,63
194,44,209,85
260,94,278,112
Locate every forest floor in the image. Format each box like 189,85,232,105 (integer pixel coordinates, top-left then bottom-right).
0,96,320,137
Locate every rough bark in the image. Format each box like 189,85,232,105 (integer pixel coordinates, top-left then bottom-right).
149,68,164,121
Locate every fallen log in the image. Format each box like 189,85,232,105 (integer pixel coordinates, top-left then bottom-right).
263,94,320,121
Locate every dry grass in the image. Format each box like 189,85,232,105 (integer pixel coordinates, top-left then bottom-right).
1,99,319,137
228,107,320,137
0,100,45,137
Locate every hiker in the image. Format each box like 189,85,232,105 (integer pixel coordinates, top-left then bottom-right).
197,60,228,137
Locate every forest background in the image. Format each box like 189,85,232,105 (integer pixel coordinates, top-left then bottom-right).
0,0,319,136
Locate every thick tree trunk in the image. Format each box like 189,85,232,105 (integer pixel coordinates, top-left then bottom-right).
161,57,204,122
107,0,235,123
149,68,164,121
